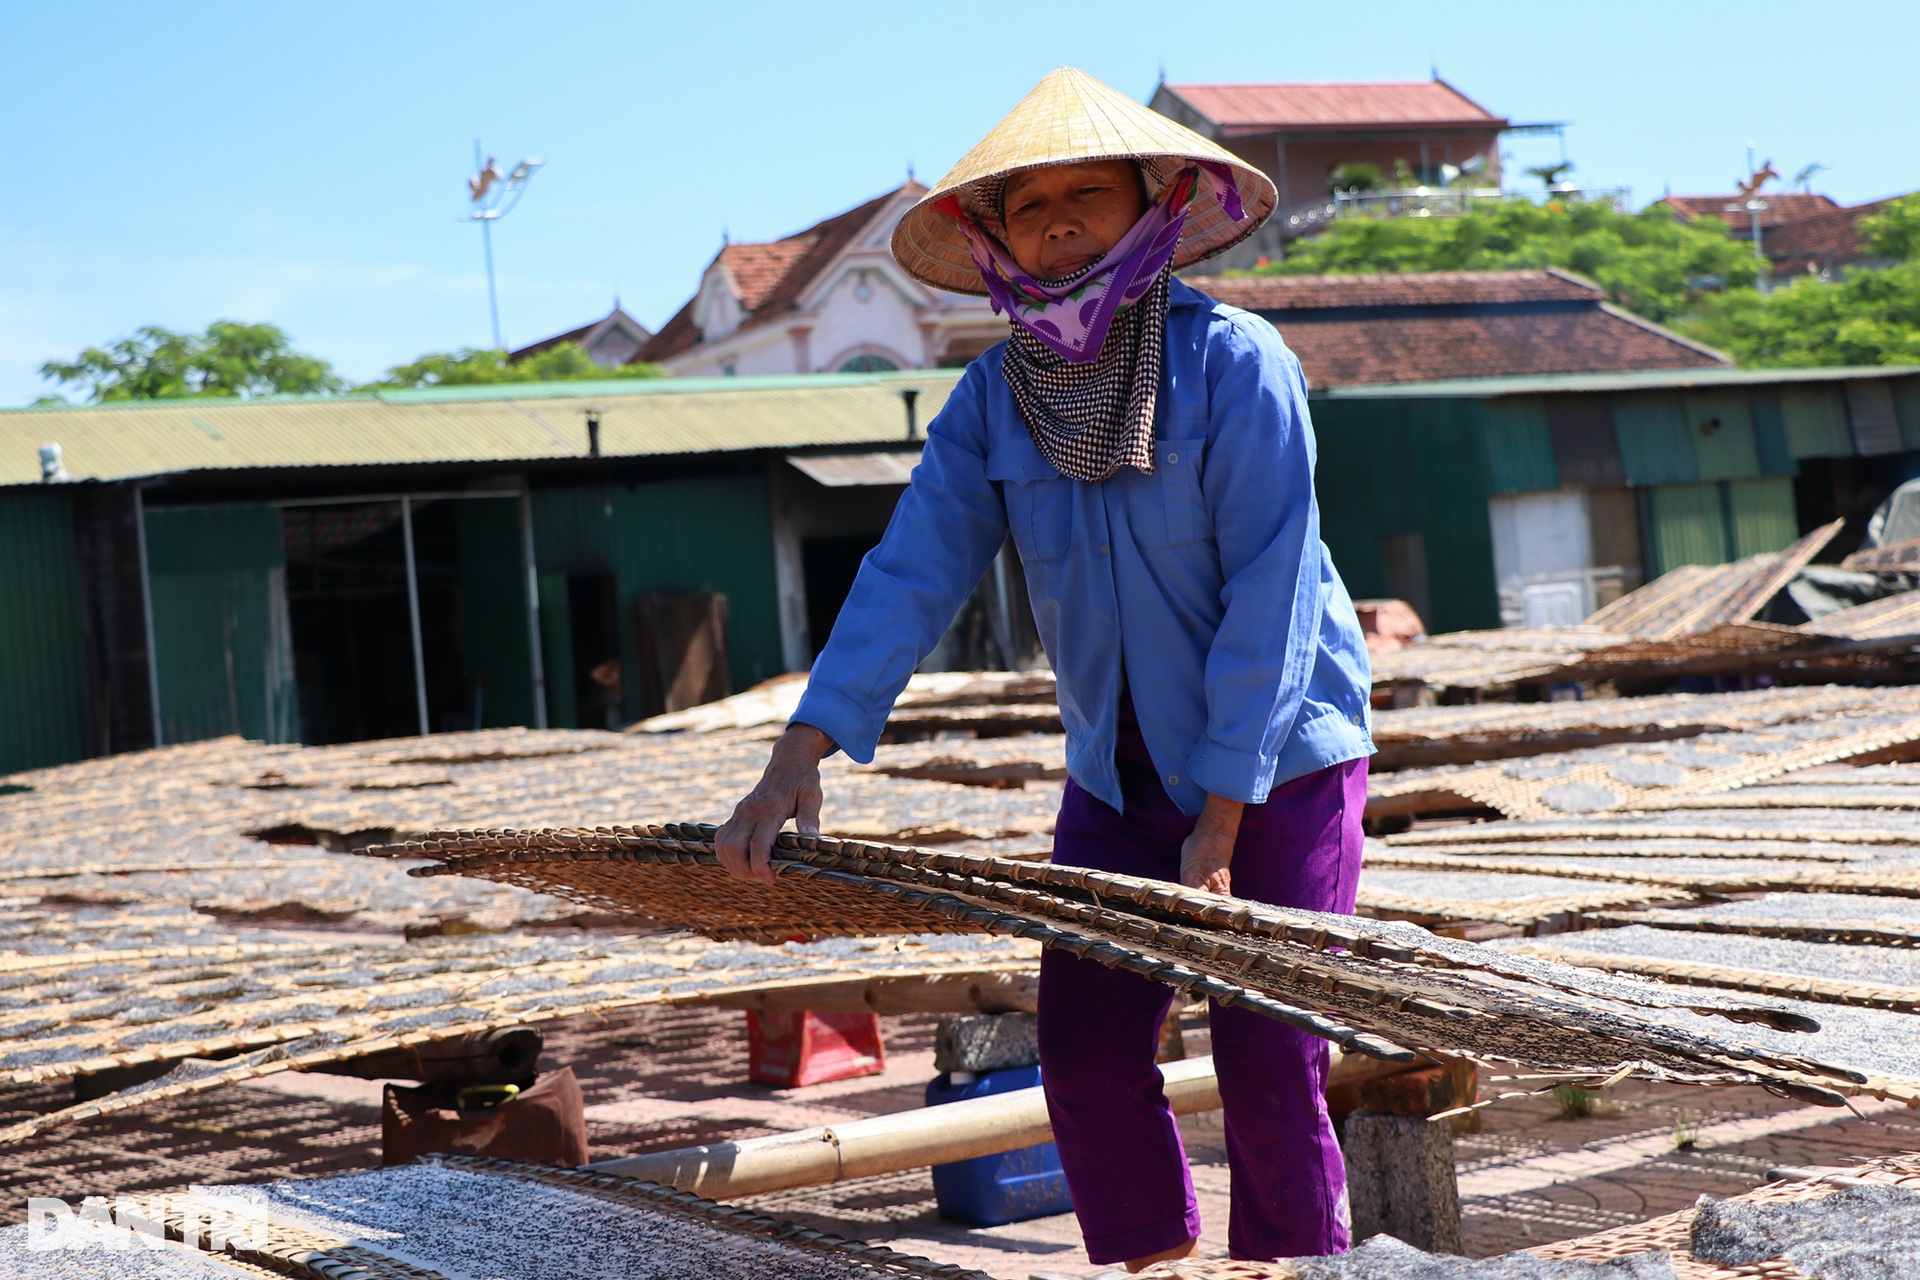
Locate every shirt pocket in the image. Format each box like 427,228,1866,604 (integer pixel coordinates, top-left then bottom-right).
1126,437,1207,548
988,455,1073,561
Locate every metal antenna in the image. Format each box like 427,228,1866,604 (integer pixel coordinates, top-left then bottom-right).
466,140,544,350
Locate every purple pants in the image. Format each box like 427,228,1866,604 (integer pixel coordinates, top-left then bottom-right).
1037,710,1367,1264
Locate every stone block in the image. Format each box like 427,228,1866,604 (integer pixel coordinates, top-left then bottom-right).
934,1012,1040,1074
1342,1110,1463,1255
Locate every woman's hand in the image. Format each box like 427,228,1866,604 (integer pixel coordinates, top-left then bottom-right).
715,723,834,884
1179,793,1244,896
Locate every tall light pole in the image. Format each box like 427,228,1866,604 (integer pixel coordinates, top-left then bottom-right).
466,142,544,350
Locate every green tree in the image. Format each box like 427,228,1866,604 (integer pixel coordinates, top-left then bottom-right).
1328,162,1383,194
367,342,665,388
1249,199,1760,322
39,321,343,402
1860,193,1920,262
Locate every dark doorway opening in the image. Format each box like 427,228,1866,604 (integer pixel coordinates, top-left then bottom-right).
567,572,624,730
284,501,470,743
802,533,883,659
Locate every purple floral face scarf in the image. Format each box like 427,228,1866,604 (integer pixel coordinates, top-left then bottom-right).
942,160,1246,364
940,160,1245,482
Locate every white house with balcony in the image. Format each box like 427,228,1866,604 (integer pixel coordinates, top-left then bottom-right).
629,183,1004,377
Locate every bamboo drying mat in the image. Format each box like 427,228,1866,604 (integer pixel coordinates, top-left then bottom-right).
0,909,1039,1143
1586,522,1842,641
1368,700,1920,820
1595,893,1920,947
1136,1151,1920,1278
1506,927,1920,1015
0,725,1067,929
1368,626,1637,694
368,823,1880,1101
1,1154,989,1280
1529,1150,1920,1277
1370,684,1913,771
1388,810,1920,851
1353,867,1687,928
1363,849,1920,900
1809,586,1920,639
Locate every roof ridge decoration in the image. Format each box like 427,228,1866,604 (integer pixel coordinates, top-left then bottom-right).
639,182,929,365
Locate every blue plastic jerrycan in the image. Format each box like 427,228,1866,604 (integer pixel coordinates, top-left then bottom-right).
924,1064,1074,1226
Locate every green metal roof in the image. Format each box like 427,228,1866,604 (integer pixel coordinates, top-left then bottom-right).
0,369,959,489
1320,365,1920,400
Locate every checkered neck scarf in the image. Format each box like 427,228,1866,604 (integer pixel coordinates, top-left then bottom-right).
1001,265,1170,483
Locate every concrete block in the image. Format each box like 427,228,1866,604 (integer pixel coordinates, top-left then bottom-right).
1342,1110,1463,1255
934,1012,1039,1074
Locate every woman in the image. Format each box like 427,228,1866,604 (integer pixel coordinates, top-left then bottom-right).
717,67,1373,1269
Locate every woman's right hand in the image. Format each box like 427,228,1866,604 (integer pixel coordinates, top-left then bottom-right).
714,723,834,884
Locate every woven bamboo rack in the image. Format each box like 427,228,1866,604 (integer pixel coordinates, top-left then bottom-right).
1511,942,1920,1015
1367,702,1920,821
1363,849,1920,900
362,823,1875,1101
1531,1151,1920,1278
0,923,1042,1144
1133,1151,1920,1279
30,1154,988,1280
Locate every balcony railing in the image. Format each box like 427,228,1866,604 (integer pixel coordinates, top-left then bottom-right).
1274,186,1634,243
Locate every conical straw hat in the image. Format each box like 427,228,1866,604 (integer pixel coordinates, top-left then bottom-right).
892,67,1277,296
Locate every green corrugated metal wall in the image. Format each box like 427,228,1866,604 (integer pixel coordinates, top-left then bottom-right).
1779,386,1853,457
1727,477,1798,556
1310,397,1501,633
455,499,535,729
0,491,89,775
1895,379,1920,451
1474,398,1558,494
1647,482,1726,572
1612,394,1699,485
532,476,781,721
1683,390,1760,480
144,506,297,745
536,572,577,730
1645,477,1797,575
1746,392,1800,476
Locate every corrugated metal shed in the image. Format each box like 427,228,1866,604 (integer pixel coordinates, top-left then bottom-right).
0,371,958,489
1476,398,1558,494
1612,393,1699,485
144,507,297,745
1779,385,1854,457
1320,365,1920,399
0,492,88,773
531,479,782,709
1683,389,1760,480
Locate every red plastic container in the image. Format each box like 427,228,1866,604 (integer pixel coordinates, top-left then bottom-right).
745,1009,886,1087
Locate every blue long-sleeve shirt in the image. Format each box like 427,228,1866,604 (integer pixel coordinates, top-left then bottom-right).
794,279,1374,817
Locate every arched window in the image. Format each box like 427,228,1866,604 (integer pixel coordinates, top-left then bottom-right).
837,353,900,373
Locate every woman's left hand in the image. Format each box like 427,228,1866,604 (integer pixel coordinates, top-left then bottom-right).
1179,793,1245,896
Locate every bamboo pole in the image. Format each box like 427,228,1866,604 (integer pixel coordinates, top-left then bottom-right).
587,1050,1409,1200
700,972,1039,1015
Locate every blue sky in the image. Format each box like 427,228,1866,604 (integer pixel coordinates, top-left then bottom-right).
5,0,1917,406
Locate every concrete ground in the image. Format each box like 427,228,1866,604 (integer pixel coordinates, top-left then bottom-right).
6,1003,1920,1278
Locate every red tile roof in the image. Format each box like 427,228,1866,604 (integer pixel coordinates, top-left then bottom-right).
510,307,652,362
1162,80,1505,135
1762,200,1895,276
1659,192,1839,232
637,184,925,365
1183,269,1727,388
